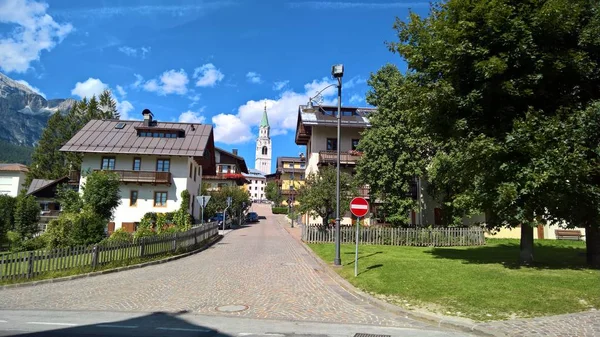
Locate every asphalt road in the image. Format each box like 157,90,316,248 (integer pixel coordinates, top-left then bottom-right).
0,310,471,337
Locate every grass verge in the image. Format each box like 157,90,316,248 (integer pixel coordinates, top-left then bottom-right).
0,237,218,286
308,239,600,321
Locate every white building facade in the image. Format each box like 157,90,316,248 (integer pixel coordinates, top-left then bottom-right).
255,104,272,175
0,164,28,197
244,169,266,202
61,110,216,233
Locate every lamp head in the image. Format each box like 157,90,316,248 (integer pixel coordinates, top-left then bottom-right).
331,64,344,78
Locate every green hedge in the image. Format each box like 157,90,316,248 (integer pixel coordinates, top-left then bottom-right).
272,207,289,214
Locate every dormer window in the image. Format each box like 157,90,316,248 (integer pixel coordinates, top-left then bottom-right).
138,131,179,138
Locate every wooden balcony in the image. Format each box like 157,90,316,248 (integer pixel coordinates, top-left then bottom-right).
94,170,172,185
318,151,362,166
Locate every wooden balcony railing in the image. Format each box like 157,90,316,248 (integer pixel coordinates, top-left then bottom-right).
318,151,362,165
94,170,172,185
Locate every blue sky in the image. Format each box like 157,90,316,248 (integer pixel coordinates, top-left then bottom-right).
0,0,429,173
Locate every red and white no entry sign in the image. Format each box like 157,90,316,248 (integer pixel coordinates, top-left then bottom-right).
350,197,369,217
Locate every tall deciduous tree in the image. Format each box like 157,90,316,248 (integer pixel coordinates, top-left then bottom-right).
82,170,121,220
365,0,600,265
265,181,283,205
297,166,357,226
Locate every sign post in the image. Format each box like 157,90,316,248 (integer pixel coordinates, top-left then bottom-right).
196,195,211,225
222,197,232,234
350,197,369,277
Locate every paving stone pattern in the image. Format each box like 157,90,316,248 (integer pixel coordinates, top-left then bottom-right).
479,310,600,337
0,204,430,329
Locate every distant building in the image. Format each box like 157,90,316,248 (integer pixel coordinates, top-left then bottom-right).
255,103,272,175
275,156,306,205
0,163,28,197
244,169,266,202
203,148,249,191
60,109,216,233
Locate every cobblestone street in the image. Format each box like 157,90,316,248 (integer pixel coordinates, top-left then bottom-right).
0,204,435,330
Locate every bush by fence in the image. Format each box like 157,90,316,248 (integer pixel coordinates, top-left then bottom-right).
0,222,220,282
302,226,485,247
272,207,289,214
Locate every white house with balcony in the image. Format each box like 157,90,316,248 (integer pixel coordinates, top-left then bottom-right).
0,164,28,197
202,147,249,191
60,109,216,233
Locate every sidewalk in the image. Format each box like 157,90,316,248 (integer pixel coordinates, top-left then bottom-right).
279,215,600,337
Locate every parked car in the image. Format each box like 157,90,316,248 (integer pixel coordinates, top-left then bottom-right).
209,213,230,228
246,212,259,223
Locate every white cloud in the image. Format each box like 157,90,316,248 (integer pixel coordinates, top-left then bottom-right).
117,100,134,120
212,113,254,144
115,85,126,98
140,46,151,59
118,46,137,57
132,73,144,88
0,0,73,73
349,94,364,104
142,69,188,95
178,109,206,124
118,45,151,58
193,63,224,87
273,80,288,91
345,76,367,89
188,93,201,107
246,71,262,84
15,79,45,98
212,77,338,144
71,78,109,99
71,77,135,119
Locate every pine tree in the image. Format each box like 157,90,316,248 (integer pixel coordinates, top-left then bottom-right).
99,90,119,119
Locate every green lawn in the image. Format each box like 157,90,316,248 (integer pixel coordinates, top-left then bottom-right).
309,239,600,321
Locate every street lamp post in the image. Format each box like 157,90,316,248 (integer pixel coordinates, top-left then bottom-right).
332,64,343,266
305,64,344,266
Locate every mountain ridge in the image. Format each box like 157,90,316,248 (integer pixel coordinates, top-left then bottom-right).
0,72,75,147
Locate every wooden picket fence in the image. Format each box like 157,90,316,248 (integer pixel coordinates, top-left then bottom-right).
0,222,220,282
302,225,485,247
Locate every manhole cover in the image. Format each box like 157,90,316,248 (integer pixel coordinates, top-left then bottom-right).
281,262,297,266
216,305,248,312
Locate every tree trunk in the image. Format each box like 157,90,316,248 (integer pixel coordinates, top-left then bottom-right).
519,225,534,265
584,224,600,269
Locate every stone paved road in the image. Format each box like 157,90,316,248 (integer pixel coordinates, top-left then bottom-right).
0,204,445,331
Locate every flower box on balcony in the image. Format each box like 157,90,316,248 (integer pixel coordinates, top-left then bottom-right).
348,150,363,156
224,173,245,180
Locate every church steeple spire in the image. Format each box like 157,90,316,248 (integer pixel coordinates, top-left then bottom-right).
255,101,272,175
260,102,270,128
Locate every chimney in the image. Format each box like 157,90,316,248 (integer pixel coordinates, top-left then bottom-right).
142,109,153,126
232,149,238,156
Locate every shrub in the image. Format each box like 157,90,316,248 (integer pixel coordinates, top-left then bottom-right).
272,207,289,214
133,226,156,240
22,233,49,251
106,228,132,244
14,193,41,240
45,217,75,248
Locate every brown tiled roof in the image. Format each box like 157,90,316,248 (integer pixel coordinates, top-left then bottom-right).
60,119,213,157
295,105,375,145
0,163,28,172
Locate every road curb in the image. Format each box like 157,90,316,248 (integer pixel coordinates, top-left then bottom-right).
0,235,223,291
281,221,504,336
